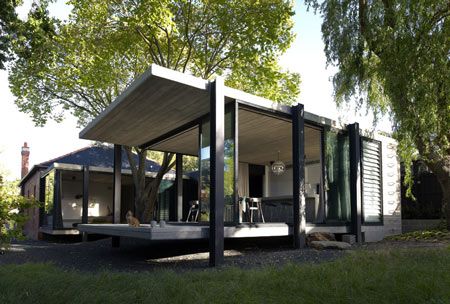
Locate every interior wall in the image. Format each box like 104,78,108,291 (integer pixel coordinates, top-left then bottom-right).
266,163,321,198
87,180,113,217
267,167,293,197
61,179,83,221
59,171,117,228
305,163,321,197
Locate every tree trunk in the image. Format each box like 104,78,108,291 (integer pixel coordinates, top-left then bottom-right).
441,178,450,230
124,146,175,223
434,169,450,230
424,155,450,230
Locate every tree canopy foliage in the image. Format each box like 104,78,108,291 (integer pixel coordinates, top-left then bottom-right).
9,0,299,127
306,0,450,227
0,0,22,69
8,0,299,221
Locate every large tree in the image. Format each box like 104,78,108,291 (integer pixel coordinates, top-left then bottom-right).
9,0,300,222
0,0,22,69
305,0,450,228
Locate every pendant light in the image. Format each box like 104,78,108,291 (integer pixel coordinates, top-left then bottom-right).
271,151,285,176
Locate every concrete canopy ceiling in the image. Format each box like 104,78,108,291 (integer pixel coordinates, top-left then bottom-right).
80,65,210,147
79,64,293,148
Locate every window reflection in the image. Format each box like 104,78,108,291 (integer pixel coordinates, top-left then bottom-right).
200,107,235,222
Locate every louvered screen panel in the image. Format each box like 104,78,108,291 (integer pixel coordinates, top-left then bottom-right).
361,139,383,223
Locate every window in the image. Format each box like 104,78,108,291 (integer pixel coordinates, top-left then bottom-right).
199,107,235,222
324,130,351,223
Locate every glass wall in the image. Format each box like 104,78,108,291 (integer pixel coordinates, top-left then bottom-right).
61,170,83,228
158,179,174,221
44,170,55,218
199,107,235,222
305,126,325,224
324,130,351,223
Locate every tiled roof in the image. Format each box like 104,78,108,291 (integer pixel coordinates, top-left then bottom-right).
39,145,160,172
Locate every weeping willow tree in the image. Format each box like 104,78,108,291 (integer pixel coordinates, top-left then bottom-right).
8,0,300,222
305,0,450,228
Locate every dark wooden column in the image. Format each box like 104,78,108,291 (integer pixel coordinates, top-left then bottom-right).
349,123,362,243
52,169,63,230
38,175,46,227
209,77,225,267
292,104,306,249
82,166,89,224
113,145,122,224
175,153,183,221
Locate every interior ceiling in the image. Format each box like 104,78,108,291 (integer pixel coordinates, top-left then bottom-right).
238,109,321,166
149,108,323,166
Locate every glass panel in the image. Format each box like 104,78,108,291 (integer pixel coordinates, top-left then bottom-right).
324,130,351,223
199,107,235,223
61,171,83,228
305,126,325,224
87,172,113,224
44,170,55,216
224,109,234,222
158,179,174,221
200,118,211,221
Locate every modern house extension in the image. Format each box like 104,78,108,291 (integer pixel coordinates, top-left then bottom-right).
75,65,401,266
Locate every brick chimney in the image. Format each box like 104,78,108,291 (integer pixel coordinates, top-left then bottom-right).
21,142,30,179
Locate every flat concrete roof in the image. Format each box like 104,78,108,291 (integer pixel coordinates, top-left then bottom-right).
79,65,296,147
80,64,338,148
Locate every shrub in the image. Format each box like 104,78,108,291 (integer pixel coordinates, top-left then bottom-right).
0,179,38,252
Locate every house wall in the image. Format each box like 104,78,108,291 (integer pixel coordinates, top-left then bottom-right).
362,134,402,241
22,171,41,240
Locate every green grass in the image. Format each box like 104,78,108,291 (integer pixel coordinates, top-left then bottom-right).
386,228,450,242
1,247,449,304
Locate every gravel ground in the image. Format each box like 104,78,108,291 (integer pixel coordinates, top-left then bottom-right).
0,237,346,272
1,236,447,273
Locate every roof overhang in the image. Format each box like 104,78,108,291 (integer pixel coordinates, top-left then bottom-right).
79,64,297,147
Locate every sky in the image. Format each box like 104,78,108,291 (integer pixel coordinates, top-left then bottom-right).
0,1,391,180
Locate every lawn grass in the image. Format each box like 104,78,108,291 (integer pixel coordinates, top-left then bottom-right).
1,247,449,304
386,227,450,242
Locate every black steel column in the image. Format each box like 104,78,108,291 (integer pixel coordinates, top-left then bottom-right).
233,101,239,223
209,77,225,267
38,175,46,227
52,170,63,229
82,166,89,224
113,145,122,224
175,153,183,221
349,123,362,243
292,104,306,248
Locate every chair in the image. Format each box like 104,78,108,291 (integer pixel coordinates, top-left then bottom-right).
186,200,199,222
247,197,265,223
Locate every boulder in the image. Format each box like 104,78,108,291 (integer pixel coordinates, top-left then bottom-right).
309,241,351,250
306,232,336,246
